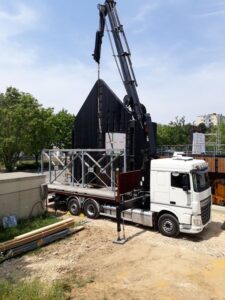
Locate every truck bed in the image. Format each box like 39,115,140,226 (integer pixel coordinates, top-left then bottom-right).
48,183,116,201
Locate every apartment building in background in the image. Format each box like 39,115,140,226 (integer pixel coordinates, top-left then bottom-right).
195,113,225,127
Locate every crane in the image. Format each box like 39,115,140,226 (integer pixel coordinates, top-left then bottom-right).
93,0,156,158
93,0,157,242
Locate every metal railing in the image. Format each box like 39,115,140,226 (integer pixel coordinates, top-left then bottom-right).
41,148,126,191
157,144,225,157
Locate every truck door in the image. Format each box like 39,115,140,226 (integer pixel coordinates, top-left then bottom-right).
170,172,192,208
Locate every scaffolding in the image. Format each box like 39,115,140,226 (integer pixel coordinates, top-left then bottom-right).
41,148,126,191
158,142,225,157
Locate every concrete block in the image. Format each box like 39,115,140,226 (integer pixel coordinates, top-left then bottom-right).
0,172,46,222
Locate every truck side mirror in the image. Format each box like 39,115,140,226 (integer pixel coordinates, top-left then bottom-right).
183,185,189,192
182,175,190,192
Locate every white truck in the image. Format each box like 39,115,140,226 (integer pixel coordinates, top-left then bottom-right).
149,155,211,236
46,151,211,240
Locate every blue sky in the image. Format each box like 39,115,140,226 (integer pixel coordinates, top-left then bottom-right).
0,0,225,124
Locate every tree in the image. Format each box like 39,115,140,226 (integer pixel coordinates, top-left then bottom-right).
51,109,75,149
0,87,76,171
24,106,55,164
0,88,55,170
169,116,192,145
0,88,28,171
157,124,174,145
220,122,225,145
157,116,192,146
208,122,225,146
197,122,207,134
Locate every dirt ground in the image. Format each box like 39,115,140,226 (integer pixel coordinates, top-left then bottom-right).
0,209,225,300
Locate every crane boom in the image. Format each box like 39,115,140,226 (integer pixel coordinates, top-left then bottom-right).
93,0,156,157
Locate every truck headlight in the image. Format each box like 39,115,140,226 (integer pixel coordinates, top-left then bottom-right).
193,218,202,226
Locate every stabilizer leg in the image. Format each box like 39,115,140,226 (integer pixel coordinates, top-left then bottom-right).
113,206,127,244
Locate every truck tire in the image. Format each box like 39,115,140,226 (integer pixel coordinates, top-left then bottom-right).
158,214,180,237
83,199,100,219
68,197,81,216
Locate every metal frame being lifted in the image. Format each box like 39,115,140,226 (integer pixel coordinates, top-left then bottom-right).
41,148,127,191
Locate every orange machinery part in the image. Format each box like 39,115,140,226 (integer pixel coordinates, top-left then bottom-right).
212,179,225,206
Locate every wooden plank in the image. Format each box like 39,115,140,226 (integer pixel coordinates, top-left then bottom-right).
218,158,225,173
206,157,215,173
15,218,74,239
0,226,84,263
0,218,75,252
0,223,74,252
198,156,215,172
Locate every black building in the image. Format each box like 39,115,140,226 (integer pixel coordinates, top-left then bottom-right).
72,79,149,172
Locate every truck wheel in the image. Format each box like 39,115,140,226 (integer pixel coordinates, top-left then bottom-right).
83,199,100,219
68,197,81,216
158,214,180,237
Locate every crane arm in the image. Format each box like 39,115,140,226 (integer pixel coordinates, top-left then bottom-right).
93,0,156,157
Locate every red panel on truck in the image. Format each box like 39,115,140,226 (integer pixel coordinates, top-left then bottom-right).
117,170,141,201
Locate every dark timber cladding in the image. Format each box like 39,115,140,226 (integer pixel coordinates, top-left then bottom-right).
72,79,152,172
73,79,131,149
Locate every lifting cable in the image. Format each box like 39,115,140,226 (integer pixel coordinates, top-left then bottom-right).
97,60,103,139
105,21,124,84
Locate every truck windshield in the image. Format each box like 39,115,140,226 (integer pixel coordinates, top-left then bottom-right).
192,171,210,192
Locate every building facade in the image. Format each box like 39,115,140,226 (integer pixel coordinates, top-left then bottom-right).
195,113,225,127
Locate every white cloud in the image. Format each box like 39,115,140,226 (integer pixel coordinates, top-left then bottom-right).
123,0,161,34
0,0,224,126
0,41,37,66
134,1,160,22
98,46,225,124
137,62,225,124
0,3,39,41
1,43,224,126
0,60,97,115
0,3,96,115
194,10,225,18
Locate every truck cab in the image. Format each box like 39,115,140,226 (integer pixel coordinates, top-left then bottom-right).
150,154,211,236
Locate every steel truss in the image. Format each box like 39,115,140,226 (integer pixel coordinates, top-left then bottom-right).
41,148,126,191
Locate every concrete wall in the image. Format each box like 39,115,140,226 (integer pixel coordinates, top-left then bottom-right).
0,172,46,222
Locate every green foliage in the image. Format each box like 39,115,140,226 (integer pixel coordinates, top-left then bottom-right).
0,87,53,171
16,161,49,171
16,162,40,171
52,109,75,149
197,122,207,134
0,274,94,300
0,88,26,171
0,260,94,300
220,123,225,145
157,116,192,145
23,106,55,163
0,214,59,243
0,279,68,300
0,87,75,171
207,122,225,145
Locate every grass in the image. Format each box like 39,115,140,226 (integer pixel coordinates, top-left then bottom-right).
0,213,91,299
0,274,95,300
0,214,60,243
0,278,69,300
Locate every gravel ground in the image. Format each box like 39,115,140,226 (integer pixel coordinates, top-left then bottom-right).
0,209,225,300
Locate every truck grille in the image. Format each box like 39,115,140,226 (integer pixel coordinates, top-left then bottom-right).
200,197,211,225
